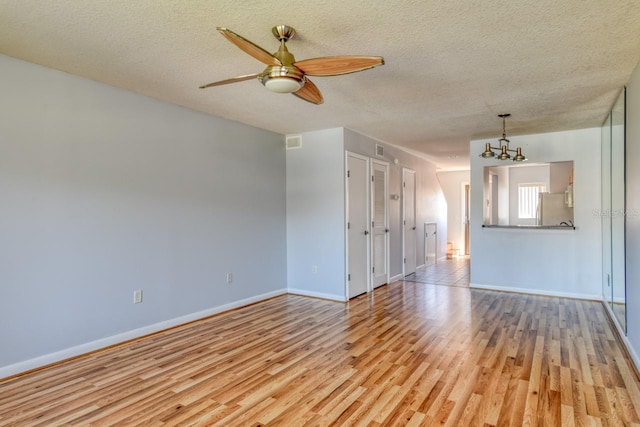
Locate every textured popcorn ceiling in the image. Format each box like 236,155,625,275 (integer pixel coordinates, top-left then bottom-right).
1,1,639,170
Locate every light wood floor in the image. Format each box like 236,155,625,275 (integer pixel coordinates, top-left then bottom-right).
1,276,640,425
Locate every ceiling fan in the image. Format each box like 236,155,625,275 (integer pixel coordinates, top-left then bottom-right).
199,25,384,104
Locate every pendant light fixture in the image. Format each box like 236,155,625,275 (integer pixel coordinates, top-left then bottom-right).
479,114,526,162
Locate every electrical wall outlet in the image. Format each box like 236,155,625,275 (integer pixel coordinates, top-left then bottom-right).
226,272,233,283
133,290,143,304
312,265,318,274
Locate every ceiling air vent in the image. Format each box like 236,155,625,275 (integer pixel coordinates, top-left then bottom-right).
376,144,384,157
286,135,302,150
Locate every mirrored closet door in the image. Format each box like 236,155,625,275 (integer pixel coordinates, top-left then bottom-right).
602,87,626,332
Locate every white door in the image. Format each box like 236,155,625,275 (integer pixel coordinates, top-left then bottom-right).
403,169,416,276
425,223,437,267
347,152,369,298
371,160,389,288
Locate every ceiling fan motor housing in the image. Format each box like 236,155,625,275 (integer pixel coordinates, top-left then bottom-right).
261,65,305,93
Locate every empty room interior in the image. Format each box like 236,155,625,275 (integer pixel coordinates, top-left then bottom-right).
2,1,640,425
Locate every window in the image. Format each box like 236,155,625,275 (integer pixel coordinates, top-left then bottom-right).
518,183,546,219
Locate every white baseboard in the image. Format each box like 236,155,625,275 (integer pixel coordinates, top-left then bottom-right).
469,283,601,301
389,274,404,282
0,288,287,380
416,263,426,270
287,288,346,302
601,298,640,375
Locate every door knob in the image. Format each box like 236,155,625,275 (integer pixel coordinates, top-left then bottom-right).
412,226,416,230
385,228,389,233
364,230,369,235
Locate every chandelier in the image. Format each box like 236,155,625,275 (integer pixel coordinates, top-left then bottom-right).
480,114,526,162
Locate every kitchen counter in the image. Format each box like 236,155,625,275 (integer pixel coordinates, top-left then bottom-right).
482,224,575,230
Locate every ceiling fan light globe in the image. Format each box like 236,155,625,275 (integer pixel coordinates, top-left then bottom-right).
264,77,303,93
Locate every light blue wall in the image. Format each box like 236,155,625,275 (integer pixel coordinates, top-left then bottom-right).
286,128,346,300
0,55,287,371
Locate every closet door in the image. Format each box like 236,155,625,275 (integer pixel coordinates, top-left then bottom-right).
403,168,416,276
346,152,370,298
371,160,389,288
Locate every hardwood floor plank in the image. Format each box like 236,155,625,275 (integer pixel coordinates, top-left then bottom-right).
484,366,512,425
615,355,640,421
522,335,544,426
1,259,639,425
604,387,627,426
443,365,483,426
561,402,576,426
455,392,483,427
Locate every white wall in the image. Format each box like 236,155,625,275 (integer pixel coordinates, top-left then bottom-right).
470,128,602,298
286,128,346,300
624,62,640,369
437,170,469,254
0,55,287,375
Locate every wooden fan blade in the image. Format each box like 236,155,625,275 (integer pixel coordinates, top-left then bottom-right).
199,73,260,89
294,56,384,76
293,78,323,105
217,27,281,66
